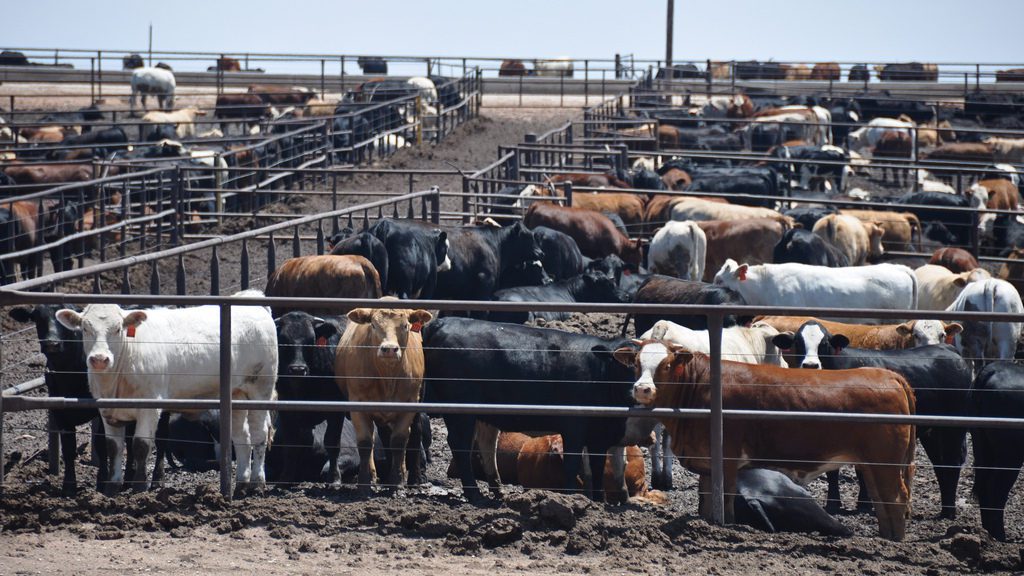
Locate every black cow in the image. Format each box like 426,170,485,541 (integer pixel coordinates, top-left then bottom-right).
685,167,785,208
422,318,637,502
848,64,869,82
365,219,449,299
968,361,1024,541
878,62,937,82
773,321,972,518
165,411,220,471
329,230,389,290
657,64,703,79
50,127,128,159
530,226,585,281
696,133,745,152
489,272,629,324
624,275,747,337
890,192,973,247
772,228,850,267
357,57,387,74
144,124,178,142
768,144,849,191
991,213,1024,255
432,221,545,305
585,253,628,284
269,312,349,485
332,103,372,161
854,93,935,123
734,61,785,80
735,468,851,536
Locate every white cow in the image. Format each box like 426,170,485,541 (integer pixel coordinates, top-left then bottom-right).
55,289,278,495
648,220,706,280
846,117,914,153
915,264,991,310
640,320,788,367
130,67,176,114
142,107,207,139
714,259,918,322
749,106,832,146
945,278,1023,365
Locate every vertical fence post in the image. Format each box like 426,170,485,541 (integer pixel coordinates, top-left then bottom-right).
708,312,725,526
97,51,103,102
563,181,573,207
340,56,345,94
584,60,589,106
430,186,440,224
0,339,4,496
218,304,233,499
90,58,96,102
320,59,326,98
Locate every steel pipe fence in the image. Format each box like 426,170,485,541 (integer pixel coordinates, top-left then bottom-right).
2,291,1024,525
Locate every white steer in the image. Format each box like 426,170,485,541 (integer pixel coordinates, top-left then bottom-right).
648,220,706,280
56,290,277,495
130,67,176,114
945,278,1023,366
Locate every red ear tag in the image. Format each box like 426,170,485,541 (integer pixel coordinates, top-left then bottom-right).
945,334,955,345
126,325,136,338
316,336,328,347
738,269,747,281
623,269,632,276
411,322,422,333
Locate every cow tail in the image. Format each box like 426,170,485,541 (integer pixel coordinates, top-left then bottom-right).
908,267,919,310
907,214,923,252
621,314,632,337
901,373,917,507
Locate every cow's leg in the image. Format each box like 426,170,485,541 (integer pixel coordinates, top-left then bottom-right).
697,474,711,519
920,429,966,519
587,446,609,503
246,409,270,492
405,413,425,486
858,464,907,541
608,446,629,504
972,432,1022,541
92,417,109,493
445,415,483,503
53,416,78,496
325,413,344,485
129,410,159,492
102,421,126,496
384,412,416,492
351,412,375,496
560,436,587,498
824,470,842,513
723,462,739,525
151,411,170,488
854,470,873,513
474,421,501,493
231,408,253,495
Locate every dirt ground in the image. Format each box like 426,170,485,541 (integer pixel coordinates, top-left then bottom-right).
3,97,1024,574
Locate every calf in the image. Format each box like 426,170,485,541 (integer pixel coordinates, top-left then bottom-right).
423,318,636,502
772,228,849,267
968,361,1024,540
614,344,916,540
812,214,885,266
914,264,990,310
430,221,545,304
264,255,382,317
55,291,277,495
774,321,972,518
929,247,980,273
735,468,850,536
525,202,641,266
648,220,706,280
946,278,1024,366
334,300,431,493
489,272,629,324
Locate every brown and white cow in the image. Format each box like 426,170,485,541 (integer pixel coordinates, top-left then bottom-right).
524,202,642,266
614,344,916,540
335,300,432,494
264,255,382,317
753,316,963,350
812,214,885,265
698,218,788,282
840,209,921,251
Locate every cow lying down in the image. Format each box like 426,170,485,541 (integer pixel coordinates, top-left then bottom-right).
735,468,851,536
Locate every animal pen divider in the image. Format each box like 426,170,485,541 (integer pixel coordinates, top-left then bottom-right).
3,289,1024,526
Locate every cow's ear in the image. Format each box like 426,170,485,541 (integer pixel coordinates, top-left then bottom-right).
772,332,796,350
944,322,964,337
953,273,970,288
8,307,32,324
830,334,850,351
408,309,433,325
667,344,694,366
123,311,148,328
313,318,339,340
612,346,637,367
895,321,914,335
737,264,748,281
347,308,373,324
55,309,83,330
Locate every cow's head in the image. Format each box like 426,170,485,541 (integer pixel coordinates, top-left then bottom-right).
898,319,963,347
431,230,451,272
275,311,343,381
771,321,847,369
9,304,80,357
713,258,749,291
55,304,146,372
613,340,693,406
579,272,630,304
866,221,886,260
507,221,545,266
347,302,432,361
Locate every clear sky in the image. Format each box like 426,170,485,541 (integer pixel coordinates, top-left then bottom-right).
5,0,1022,75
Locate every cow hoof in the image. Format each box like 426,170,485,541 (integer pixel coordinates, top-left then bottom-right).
61,483,78,497
939,509,956,520
102,483,123,497
856,502,874,514
357,485,373,498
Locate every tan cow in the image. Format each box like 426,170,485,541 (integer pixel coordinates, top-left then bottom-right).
813,214,885,265
264,255,382,317
984,137,1024,164
915,264,991,310
810,62,841,80
335,300,432,493
840,209,922,251
142,106,207,139
670,197,792,225
754,316,963,350
571,192,646,232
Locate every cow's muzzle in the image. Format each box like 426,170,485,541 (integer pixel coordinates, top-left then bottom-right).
377,342,401,359
88,354,112,371
285,364,309,376
632,382,657,405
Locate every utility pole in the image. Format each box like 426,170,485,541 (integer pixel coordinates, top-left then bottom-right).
148,23,153,66
665,0,674,72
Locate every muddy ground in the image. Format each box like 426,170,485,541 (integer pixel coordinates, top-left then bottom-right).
2,101,1024,574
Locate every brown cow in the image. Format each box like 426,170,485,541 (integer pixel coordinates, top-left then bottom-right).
264,255,382,317
335,299,432,494
214,94,269,132
840,209,921,251
571,192,645,231
929,247,980,273
3,163,94,188
810,62,841,80
214,57,241,72
781,64,812,80
524,202,642,266
614,344,916,540
247,84,317,106
872,130,913,185
660,168,691,191
753,316,963,350
995,68,1024,82
697,218,788,282
19,125,77,143
813,213,885,265
499,59,527,76
547,172,631,189
969,178,1020,211
922,143,995,181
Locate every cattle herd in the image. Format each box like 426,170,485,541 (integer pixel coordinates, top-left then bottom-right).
4,58,1024,551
